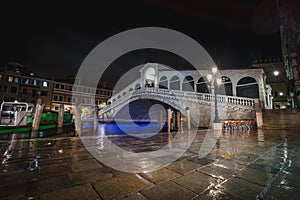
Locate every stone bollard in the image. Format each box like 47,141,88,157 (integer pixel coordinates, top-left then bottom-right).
176,111,181,130
74,103,82,136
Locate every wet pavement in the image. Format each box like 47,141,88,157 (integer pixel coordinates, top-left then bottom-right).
1,127,300,200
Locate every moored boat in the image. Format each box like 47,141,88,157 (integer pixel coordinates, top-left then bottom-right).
0,102,73,134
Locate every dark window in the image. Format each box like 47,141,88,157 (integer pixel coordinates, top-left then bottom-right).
60,85,64,89
10,87,17,93
58,96,63,101
67,97,71,102
22,88,28,94
53,95,58,101
32,89,37,97
55,84,60,89
40,91,48,96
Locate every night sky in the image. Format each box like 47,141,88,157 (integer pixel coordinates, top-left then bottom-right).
0,0,282,88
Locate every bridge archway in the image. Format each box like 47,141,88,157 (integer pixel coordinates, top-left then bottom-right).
196,77,209,93
182,76,194,91
135,83,141,90
170,76,180,90
237,77,259,98
159,76,168,89
220,76,232,96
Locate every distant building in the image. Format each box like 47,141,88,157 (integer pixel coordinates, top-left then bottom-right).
0,63,112,116
277,0,300,107
253,58,288,109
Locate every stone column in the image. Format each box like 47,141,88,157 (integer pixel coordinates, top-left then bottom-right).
255,99,263,128
32,98,45,131
186,107,191,131
57,104,64,128
158,110,163,131
172,111,176,130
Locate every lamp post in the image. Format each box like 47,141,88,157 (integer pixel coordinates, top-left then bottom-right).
207,66,222,130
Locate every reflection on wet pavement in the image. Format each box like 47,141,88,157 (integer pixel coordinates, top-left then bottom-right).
1,127,300,199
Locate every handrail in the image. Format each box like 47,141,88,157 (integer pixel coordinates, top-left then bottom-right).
99,87,256,115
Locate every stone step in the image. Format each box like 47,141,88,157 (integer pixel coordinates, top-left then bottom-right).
262,109,300,129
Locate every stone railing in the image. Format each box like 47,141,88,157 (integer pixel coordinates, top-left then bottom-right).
99,87,256,115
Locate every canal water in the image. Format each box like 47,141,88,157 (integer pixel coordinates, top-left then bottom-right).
0,124,300,199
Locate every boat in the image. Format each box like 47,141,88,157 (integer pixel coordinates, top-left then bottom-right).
0,102,73,134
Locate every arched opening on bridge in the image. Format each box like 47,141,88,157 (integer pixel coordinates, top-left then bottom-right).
196,77,209,93
170,76,180,90
129,88,133,92
123,92,127,96
144,67,156,88
237,77,259,98
118,95,121,99
218,76,232,96
182,76,194,91
159,76,168,89
135,83,141,90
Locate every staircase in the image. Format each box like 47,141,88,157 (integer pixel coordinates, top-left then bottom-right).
262,109,300,129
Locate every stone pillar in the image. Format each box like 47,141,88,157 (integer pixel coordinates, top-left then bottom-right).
57,104,64,128
158,110,163,131
32,98,45,131
94,106,98,131
255,99,263,128
172,111,176,130
176,111,181,130
186,107,191,131
167,108,172,132
74,103,82,136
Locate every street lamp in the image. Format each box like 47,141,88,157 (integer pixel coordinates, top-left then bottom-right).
207,66,222,129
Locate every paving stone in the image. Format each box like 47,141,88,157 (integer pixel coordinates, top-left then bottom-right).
121,193,148,200
69,158,102,172
39,163,72,178
237,167,274,186
140,181,196,200
173,171,219,194
93,173,153,200
26,174,72,196
68,167,113,185
166,159,202,174
221,177,264,200
39,183,101,200
264,185,300,200
140,168,181,184
198,164,235,180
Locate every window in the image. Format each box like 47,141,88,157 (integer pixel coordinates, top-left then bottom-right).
33,80,39,86
43,81,48,87
68,86,72,91
73,86,77,91
22,88,28,94
14,77,19,83
95,100,98,105
67,97,72,102
10,87,17,93
81,98,85,104
72,97,77,103
55,84,60,89
40,91,48,96
60,84,65,89
83,88,87,93
23,78,30,84
58,96,63,101
53,95,58,101
8,76,13,83
32,89,37,97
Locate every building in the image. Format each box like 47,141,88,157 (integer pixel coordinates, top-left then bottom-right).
0,63,112,115
51,80,112,117
253,58,288,109
277,0,300,107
